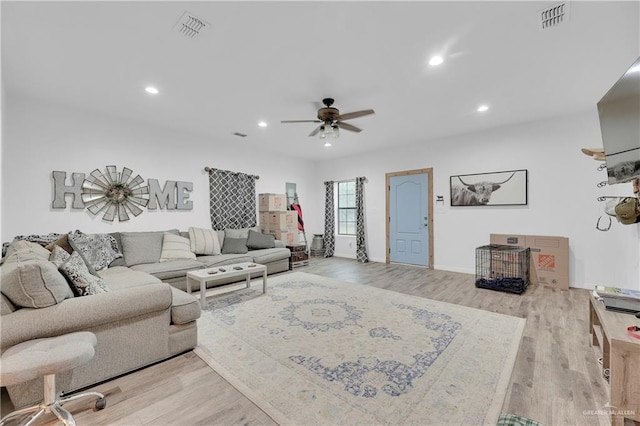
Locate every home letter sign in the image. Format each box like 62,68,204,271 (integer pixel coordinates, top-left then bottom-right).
51,171,86,209
51,166,194,222
147,179,194,210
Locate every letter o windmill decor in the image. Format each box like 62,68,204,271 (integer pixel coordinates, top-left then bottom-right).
81,166,149,221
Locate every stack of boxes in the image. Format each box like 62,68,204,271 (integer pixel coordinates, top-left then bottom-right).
258,193,297,246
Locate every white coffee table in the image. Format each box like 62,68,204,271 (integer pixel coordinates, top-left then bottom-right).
186,262,267,309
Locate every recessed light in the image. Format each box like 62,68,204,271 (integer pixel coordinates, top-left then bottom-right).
145,86,159,94
258,121,268,128
429,56,444,66
477,105,489,112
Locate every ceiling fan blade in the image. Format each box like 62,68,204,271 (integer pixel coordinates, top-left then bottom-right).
308,125,322,137
281,120,322,124
337,109,375,121
336,122,362,133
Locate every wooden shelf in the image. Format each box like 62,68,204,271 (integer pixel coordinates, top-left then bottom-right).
588,293,640,426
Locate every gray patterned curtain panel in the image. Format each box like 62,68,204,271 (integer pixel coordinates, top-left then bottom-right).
323,181,335,257
208,168,258,230
355,176,368,263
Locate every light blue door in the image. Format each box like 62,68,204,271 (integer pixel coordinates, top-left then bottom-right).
389,173,429,266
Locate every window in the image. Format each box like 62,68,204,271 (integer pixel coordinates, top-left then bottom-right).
338,181,356,235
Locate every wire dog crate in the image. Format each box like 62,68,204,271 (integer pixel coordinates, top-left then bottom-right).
475,244,530,294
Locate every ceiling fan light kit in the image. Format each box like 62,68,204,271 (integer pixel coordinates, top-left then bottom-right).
281,97,375,140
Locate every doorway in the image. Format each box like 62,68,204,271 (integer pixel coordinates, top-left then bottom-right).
386,168,433,267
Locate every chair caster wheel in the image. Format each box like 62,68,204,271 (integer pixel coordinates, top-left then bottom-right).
95,397,107,410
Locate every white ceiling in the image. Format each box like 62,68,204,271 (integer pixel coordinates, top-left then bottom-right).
2,1,639,160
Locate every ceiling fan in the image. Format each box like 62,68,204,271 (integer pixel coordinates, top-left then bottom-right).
281,98,375,137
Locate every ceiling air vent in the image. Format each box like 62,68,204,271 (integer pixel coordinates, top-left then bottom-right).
174,11,208,38
538,2,569,30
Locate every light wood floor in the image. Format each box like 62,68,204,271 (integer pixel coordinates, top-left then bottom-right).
1,257,625,425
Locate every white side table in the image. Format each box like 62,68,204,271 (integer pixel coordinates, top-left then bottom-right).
186,262,267,309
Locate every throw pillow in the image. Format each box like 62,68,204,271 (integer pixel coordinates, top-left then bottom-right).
68,232,123,271
58,252,110,296
246,230,275,250
159,233,196,262
188,227,221,255
8,232,65,251
0,253,74,308
119,232,165,266
45,234,74,254
3,240,52,261
221,236,249,254
49,244,71,267
107,232,126,267
224,227,261,240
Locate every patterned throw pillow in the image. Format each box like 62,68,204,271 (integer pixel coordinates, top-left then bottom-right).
58,252,110,296
49,244,71,267
68,232,123,271
159,233,196,262
188,227,221,255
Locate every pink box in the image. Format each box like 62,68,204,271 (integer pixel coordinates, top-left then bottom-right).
265,229,296,245
258,193,287,212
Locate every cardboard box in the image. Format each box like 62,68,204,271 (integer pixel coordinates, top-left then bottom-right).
490,234,569,289
258,193,287,212
264,229,296,245
260,211,297,231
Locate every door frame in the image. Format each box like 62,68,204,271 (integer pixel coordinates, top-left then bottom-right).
385,168,434,268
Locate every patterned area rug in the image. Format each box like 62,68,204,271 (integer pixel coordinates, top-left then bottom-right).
194,272,525,425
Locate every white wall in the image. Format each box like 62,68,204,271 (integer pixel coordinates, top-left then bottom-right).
314,110,640,291
3,95,638,290
2,95,320,239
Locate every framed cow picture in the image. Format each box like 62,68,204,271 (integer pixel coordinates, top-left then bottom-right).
450,169,528,206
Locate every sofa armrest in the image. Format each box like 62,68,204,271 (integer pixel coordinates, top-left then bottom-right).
1,283,173,351
274,240,285,248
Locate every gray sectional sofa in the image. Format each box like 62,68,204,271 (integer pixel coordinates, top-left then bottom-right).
0,227,291,409
117,227,291,290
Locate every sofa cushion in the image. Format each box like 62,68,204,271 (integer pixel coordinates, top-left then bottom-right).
169,287,201,325
0,243,74,308
130,259,205,281
59,252,111,296
99,266,162,291
221,236,248,254
250,247,291,264
120,231,167,266
68,232,122,271
246,230,275,250
195,254,254,268
224,227,261,240
188,227,221,256
160,233,196,262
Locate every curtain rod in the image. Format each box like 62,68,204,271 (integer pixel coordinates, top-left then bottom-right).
325,177,367,184
204,167,260,180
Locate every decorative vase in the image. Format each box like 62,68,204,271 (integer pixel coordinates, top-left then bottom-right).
311,234,324,251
